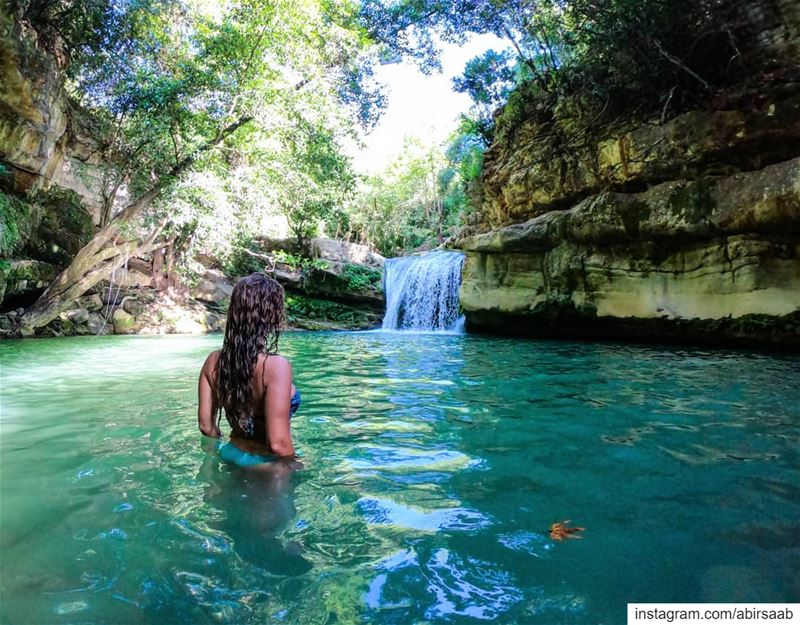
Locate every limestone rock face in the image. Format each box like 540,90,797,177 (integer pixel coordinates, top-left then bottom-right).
479,94,800,228
475,0,800,230
459,158,800,347
462,0,800,349
0,16,111,223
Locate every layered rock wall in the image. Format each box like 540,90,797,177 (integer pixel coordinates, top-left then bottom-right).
458,0,800,347
0,15,110,222
461,131,800,347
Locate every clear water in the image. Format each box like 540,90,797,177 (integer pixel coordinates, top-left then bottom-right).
1,333,799,624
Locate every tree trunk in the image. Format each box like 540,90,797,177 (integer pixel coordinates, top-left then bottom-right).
19,116,253,334
151,245,168,290
19,226,164,334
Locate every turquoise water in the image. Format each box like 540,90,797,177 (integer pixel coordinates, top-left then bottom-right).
1,332,798,624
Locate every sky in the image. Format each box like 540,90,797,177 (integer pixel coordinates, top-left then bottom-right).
349,33,505,175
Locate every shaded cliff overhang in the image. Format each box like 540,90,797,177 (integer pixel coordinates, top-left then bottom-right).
0,11,110,223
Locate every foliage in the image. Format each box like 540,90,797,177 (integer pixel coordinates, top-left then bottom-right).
361,0,746,135
221,238,266,278
337,137,441,255
340,263,381,292
272,250,328,273
222,243,331,290
0,191,28,257
285,293,377,329
452,49,516,141
265,118,357,247
0,187,92,262
338,120,485,255
12,0,385,285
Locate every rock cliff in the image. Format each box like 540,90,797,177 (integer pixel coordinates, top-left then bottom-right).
0,15,111,222
460,157,799,347
458,1,800,348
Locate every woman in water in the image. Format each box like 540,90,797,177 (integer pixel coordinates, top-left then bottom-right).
197,272,300,465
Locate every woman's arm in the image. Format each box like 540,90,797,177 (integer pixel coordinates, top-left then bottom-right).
198,352,221,438
264,355,295,458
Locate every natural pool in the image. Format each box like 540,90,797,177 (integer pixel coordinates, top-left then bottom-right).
1,332,798,624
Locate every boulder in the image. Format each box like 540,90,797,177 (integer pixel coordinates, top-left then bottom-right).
112,265,152,288
76,293,103,312
190,269,234,304
61,308,89,324
86,312,108,335
310,238,384,268
121,297,145,317
112,308,135,334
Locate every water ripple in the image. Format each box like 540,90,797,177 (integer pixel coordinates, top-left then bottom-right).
1,333,798,625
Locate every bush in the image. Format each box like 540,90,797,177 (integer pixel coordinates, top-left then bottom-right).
340,264,381,292
0,191,28,256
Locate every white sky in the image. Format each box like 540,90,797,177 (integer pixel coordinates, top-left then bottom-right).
349,33,505,174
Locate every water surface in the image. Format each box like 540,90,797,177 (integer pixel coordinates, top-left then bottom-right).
1,333,799,624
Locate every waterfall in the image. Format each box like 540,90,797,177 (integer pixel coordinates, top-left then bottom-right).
382,250,465,332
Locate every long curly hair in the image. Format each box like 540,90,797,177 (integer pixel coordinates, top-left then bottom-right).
214,272,285,437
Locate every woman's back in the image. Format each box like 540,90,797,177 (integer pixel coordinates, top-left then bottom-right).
197,273,297,461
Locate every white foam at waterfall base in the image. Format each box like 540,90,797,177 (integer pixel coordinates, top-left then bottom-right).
382,251,465,332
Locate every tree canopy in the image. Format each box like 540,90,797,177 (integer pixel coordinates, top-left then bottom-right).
8,0,763,330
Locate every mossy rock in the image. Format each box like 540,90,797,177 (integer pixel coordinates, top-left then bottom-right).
24,187,94,265
300,262,383,307
112,308,136,334
0,191,32,256
286,293,382,330
0,259,56,307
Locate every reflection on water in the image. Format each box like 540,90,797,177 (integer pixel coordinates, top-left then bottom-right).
1,333,799,624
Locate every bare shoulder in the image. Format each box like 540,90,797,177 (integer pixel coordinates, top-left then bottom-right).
261,353,292,380
202,350,221,375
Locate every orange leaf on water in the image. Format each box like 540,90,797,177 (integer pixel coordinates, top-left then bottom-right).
549,520,585,542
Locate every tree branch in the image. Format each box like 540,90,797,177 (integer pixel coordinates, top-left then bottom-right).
651,37,711,90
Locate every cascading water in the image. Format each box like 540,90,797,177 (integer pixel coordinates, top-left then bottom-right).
382,250,465,332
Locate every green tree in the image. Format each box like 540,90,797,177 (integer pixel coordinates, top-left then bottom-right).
270,118,356,248
342,134,478,256
360,0,745,129
16,0,380,332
